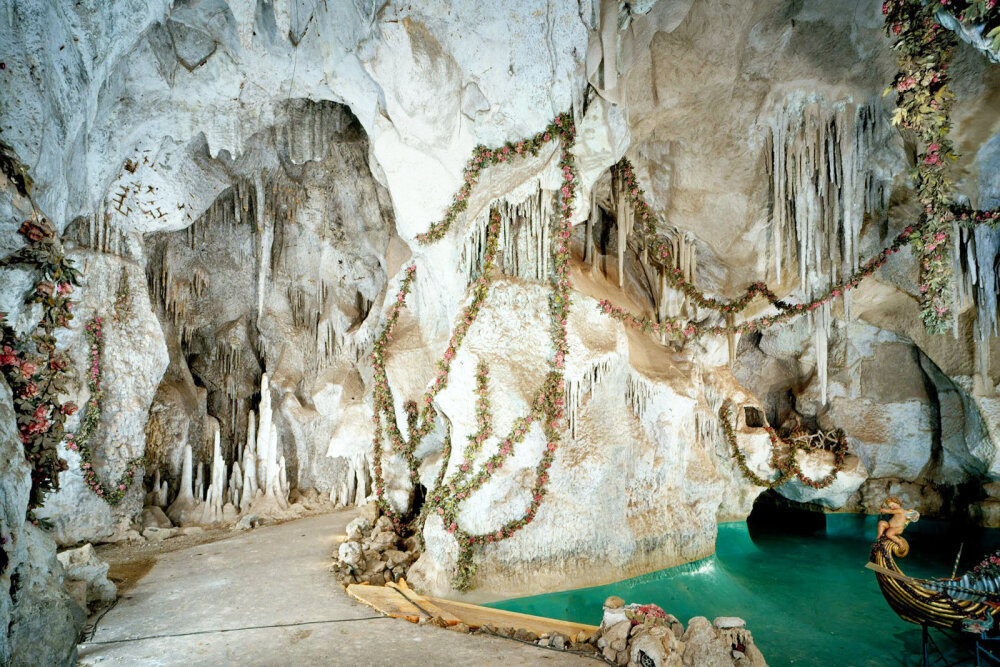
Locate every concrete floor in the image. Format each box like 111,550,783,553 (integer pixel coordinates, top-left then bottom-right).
77,509,592,666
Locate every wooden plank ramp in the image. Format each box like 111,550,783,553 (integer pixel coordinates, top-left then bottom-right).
346,579,598,639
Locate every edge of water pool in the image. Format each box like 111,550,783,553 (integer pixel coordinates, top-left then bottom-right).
483,514,1000,665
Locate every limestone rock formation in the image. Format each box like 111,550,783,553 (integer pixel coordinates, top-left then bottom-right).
0,0,998,611
56,543,117,612
0,377,85,666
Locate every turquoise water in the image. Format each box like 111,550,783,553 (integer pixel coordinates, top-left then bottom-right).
487,515,1000,665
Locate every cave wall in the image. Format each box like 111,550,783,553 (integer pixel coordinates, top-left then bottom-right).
0,0,997,606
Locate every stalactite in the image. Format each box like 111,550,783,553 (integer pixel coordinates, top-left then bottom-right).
764,96,892,405
813,302,832,405
584,186,598,265
954,223,1000,387
765,97,891,292
625,372,654,422
462,186,552,286
564,358,615,438
255,173,271,322
611,167,635,288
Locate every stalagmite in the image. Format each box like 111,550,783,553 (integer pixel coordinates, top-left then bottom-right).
353,454,370,505
166,444,203,525
194,462,205,502
199,426,228,524
145,469,169,508
240,410,259,511
256,375,273,492
228,461,243,507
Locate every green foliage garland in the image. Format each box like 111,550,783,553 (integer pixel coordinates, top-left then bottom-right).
719,404,849,490
0,219,80,516
598,158,920,340
65,316,142,504
370,113,576,590
883,0,1000,332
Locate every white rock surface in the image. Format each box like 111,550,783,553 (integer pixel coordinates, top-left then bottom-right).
56,543,117,609
1,377,85,665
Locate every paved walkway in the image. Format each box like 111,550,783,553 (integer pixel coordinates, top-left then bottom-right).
77,510,590,666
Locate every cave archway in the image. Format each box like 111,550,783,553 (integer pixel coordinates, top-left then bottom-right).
746,490,826,541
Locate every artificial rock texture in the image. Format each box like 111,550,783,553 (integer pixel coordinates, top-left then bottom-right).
0,376,85,666
0,0,998,603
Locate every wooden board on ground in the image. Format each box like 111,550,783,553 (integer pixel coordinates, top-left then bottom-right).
346,583,427,623
423,594,598,639
347,581,598,639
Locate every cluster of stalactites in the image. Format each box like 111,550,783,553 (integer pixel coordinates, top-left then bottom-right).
462,186,553,286
763,97,893,404
953,222,1000,387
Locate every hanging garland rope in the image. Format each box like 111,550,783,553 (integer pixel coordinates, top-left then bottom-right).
65,316,142,504
0,219,80,520
370,113,576,590
719,404,849,490
884,0,1000,333
597,3,1000,339
371,211,503,531
415,119,570,244
598,159,920,340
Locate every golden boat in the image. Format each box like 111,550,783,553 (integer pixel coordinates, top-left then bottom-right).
867,536,1000,631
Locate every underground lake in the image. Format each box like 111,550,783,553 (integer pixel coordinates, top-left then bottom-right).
487,513,1000,665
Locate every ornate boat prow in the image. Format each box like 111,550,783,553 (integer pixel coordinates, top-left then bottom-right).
868,536,999,631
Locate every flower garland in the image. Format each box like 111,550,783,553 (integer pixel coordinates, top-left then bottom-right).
884,0,1000,333
884,0,961,333
0,219,81,518
602,1,1000,338
719,404,849,490
453,360,494,484
441,116,576,590
972,549,1000,579
946,1,1000,55
597,221,918,340
370,264,420,529
65,317,142,504
370,112,576,590
415,118,569,244
371,211,503,531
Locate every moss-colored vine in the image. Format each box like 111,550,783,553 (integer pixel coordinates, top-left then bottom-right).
719,404,848,490
65,316,142,504
370,113,576,590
